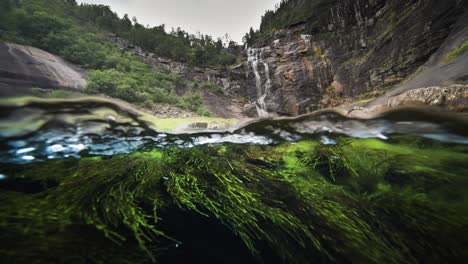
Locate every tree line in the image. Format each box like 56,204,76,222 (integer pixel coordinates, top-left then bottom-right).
243,0,337,47
0,0,238,67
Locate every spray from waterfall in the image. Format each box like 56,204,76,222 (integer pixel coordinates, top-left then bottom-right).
247,48,272,117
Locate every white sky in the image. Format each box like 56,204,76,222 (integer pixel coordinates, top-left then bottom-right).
77,0,280,43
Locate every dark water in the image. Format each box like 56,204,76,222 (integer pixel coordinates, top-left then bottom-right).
1,97,467,263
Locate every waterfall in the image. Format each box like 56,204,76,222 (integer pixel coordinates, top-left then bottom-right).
248,48,262,98
247,48,271,117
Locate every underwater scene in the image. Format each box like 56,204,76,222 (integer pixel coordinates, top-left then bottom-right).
1,97,467,263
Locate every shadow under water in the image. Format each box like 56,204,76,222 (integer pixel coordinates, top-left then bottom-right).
0,97,467,263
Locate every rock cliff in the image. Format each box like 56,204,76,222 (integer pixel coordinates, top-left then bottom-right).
240,0,468,116
0,43,86,97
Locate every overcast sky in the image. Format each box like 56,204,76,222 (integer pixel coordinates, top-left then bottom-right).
77,0,280,43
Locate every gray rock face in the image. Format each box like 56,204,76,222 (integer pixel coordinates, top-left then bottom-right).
241,33,333,116
345,84,468,118
0,43,86,96
385,85,468,110
241,0,468,116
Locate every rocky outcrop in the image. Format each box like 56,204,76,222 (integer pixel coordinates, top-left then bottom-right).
385,85,468,110
242,0,468,116
0,43,86,97
343,84,468,118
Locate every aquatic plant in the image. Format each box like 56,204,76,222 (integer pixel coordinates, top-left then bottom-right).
0,152,170,262
1,138,467,263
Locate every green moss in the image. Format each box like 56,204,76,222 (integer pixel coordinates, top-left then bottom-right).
153,117,239,132
378,3,418,45
190,81,225,95
353,97,375,104
443,41,468,63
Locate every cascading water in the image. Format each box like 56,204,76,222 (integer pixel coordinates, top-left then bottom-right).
247,48,262,99
247,47,272,117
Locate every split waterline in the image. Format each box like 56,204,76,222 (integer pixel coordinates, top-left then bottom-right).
1,96,467,164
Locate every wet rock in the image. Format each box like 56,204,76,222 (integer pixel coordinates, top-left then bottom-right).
242,103,258,118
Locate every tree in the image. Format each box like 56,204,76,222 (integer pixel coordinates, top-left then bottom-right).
244,27,256,47
0,0,12,27
119,14,132,33
215,38,223,51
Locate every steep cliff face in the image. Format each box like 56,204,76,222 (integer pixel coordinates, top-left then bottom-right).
241,0,468,116
0,43,86,97
241,30,333,116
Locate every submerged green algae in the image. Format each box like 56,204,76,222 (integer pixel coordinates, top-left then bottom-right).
1,137,467,263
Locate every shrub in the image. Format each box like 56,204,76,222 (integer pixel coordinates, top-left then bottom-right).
177,93,204,112
199,81,225,94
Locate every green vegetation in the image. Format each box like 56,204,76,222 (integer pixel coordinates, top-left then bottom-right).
346,89,390,105
190,81,225,95
1,137,467,263
86,63,179,105
443,40,468,63
175,93,210,116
